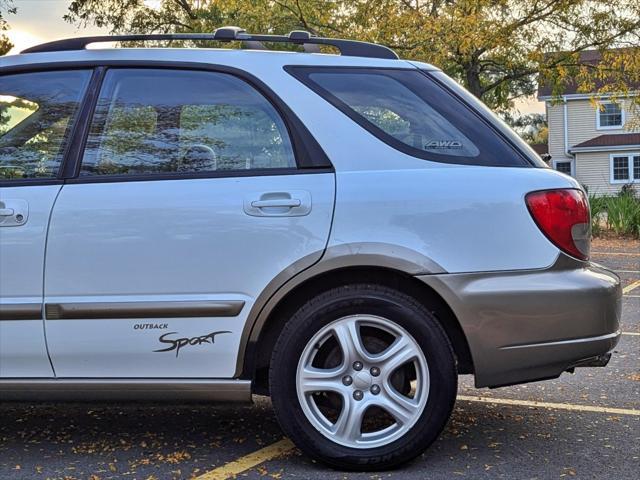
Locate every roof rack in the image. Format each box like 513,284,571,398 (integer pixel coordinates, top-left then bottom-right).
21,26,399,60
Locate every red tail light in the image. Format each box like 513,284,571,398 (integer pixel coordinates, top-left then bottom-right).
525,189,590,261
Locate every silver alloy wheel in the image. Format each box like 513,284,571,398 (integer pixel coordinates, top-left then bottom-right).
296,314,430,449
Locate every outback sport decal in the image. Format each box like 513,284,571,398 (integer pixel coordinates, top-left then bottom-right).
134,323,168,330
154,331,231,357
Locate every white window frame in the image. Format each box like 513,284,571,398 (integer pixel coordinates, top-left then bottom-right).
553,158,574,177
609,153,640,184
596,101,625,130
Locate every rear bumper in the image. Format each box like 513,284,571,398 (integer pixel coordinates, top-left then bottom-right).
417,255,622,388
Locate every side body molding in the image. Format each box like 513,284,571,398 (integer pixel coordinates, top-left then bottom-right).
235,242,446,376
0,379,251,402
44,300,245,320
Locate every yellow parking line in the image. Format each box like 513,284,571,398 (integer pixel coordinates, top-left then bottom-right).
193,438,295,480
622,331,640,336
194,393,639,479
457,395,640,416
623,280,640,294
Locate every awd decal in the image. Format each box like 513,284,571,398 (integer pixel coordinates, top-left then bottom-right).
424,140,463,150
154,331,231,357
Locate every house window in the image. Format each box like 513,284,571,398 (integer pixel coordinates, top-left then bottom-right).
554,161,572,175
597,102,624,129
610,154,640,183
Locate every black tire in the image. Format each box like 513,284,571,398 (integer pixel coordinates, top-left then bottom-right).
269,284,457,470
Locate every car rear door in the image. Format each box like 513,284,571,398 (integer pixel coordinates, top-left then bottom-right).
0,69,91,377
43,66,334,378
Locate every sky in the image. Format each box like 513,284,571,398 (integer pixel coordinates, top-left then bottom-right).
4,0,544,115
5,0,108,54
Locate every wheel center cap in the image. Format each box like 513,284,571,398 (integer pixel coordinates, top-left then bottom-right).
353,371,372,389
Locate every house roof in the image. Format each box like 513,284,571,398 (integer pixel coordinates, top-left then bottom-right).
537,49,638,98
571,133,640,150
529,143,549,155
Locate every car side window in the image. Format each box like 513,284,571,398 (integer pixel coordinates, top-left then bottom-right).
80,69,296,176
309,72,480,159
289,67,529,167
0,70,91,180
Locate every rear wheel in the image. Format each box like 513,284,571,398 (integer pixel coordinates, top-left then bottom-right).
269,284,457,470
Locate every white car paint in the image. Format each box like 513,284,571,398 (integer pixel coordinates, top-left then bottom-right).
44,174,334,377
0,186,58,377
0,46,576,380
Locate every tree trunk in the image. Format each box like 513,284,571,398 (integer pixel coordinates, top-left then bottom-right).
464,61,483,100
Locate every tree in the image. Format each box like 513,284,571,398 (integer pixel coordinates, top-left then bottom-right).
0,0,15,55
65,0,640,112
503,112,548,143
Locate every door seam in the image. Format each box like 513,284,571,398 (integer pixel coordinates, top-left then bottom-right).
40,184,64,377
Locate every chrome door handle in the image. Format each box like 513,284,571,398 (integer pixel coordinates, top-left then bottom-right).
0,208,15,216
251,199,301,209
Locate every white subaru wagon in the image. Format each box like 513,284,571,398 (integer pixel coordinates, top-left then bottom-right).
0,28,621,470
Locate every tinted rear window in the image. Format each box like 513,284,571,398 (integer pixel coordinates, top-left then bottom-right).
288,67,529,167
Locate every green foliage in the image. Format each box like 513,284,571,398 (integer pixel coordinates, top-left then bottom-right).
588,193,607,237
606,190,640,238
0,0,16,56
504,113,548,144
590,189,640,239
64,1,640,112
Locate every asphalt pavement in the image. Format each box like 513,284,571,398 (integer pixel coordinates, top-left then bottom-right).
0,245,638,479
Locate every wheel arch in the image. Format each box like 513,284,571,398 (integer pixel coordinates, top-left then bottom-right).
240,263,475,395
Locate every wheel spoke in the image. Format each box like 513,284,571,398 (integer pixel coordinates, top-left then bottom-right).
376,336,415,375
299,366,345,394
332,320,371,363
332,395,366,441
379,384,421,426
296,314,430,449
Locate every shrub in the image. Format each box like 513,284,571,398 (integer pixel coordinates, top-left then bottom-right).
589,190,640,238
588,194,607,237
607,193,638,238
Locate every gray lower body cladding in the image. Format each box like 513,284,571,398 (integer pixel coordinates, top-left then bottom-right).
417,255,621,388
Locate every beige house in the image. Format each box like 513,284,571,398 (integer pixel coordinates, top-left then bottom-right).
538,65,639,196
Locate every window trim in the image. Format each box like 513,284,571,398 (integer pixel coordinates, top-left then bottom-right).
64,167,319,185
609,153,640,184
285,65,534,167
63,67,107,179
553,158,574,177
596,101,625,131
0,60,333,187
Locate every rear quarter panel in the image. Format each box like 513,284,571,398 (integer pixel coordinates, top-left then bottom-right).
257,60,578,273
328,167,577,273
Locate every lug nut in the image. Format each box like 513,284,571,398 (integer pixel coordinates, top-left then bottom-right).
370,366,380,377
342,375,353,386
353,390,364,401
353,361,363,371
370,384,380,395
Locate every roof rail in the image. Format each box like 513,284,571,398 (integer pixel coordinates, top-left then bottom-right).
20,26,399,60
